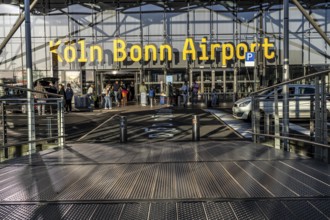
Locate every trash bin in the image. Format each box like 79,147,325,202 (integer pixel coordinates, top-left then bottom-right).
160,95,165,105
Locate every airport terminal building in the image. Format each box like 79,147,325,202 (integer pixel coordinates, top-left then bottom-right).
0,0,330,98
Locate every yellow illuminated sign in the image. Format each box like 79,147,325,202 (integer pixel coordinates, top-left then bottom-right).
49,37,275,66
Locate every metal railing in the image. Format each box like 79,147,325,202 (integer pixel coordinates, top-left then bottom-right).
250,70,330,163
0,84,65,162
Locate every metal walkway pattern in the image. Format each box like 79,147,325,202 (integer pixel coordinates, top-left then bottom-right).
0,141,329,219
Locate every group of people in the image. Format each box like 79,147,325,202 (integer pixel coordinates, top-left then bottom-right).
34,82,74,115
179,80,218,108
180,80,200,108
89,81,135,110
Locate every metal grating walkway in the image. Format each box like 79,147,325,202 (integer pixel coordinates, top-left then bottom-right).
0,141,329,219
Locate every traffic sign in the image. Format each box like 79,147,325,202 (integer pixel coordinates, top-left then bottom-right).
245,52,255,67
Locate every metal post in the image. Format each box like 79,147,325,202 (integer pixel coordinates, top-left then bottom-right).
1,102,8,158
264,113,271,137
321,75,328,163
204,93,208,106
282,0,290,151
57,100,64,148
310,95,315,142
274,87,280,149
314,77,321,159
192,115,200,141
120,116,127,143
25,0,36,155
47,117,53,138
252,95,261,143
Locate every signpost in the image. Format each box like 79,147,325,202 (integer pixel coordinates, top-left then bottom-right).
245,52,256,67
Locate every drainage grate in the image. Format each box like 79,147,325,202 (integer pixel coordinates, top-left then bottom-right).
119,203,149,220
91,204,123,220
283,200,328,219
256,200,296,219
149,203,176,220
230,201,265,219
204,202,236,220
177,202,206,220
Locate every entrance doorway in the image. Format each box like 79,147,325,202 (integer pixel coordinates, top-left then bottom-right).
192,69,235,101
96,71,138,101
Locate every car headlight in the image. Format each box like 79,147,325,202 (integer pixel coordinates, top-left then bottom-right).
239,101,251,107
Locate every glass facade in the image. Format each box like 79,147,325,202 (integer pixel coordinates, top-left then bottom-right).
0,0,330,97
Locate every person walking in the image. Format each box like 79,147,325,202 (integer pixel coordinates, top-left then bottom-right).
180,81,189,108
65,83,74,112
128,81,135,101
113,81,120,106
211,88,218,107
58,84,67,112
139,82,148,106
192,80,199,105
48,82,57,114
87,84,95,110
103,84,112,109
34,81,46,115
149,87,155,107
121,86,128,107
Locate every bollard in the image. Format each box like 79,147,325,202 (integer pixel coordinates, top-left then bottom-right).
120,116,127,143
178,96,181,107
192,115,200,141
204,94,208,106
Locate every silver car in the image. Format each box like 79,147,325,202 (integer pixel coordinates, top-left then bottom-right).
233,84,330,120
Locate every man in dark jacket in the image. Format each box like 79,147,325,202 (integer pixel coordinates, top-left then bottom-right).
65,83,74,112
58,84,67,111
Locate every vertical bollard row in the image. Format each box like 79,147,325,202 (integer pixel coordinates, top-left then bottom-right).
192,114,200,141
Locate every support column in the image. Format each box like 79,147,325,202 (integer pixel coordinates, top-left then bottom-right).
164,69,167,94
282,0,290,151
200,70,204,94
189,69,193,86
233,67,237,101
211,70,215,89
223,70,226,94
25,0,36,155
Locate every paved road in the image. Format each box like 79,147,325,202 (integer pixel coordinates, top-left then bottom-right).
77,107,242,143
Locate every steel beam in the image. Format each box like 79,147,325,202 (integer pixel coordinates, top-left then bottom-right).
291,0,330,46
0,0,38,54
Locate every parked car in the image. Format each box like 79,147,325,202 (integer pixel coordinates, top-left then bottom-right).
232,84,330,120
0,86,28,113
0,77,58,114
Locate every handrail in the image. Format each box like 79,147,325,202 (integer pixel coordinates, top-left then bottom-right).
0,136,67,150
0,83,63,98
251,132,330,149
249,69,330,96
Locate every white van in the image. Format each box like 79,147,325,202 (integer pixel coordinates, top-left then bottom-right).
232,84,330,120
